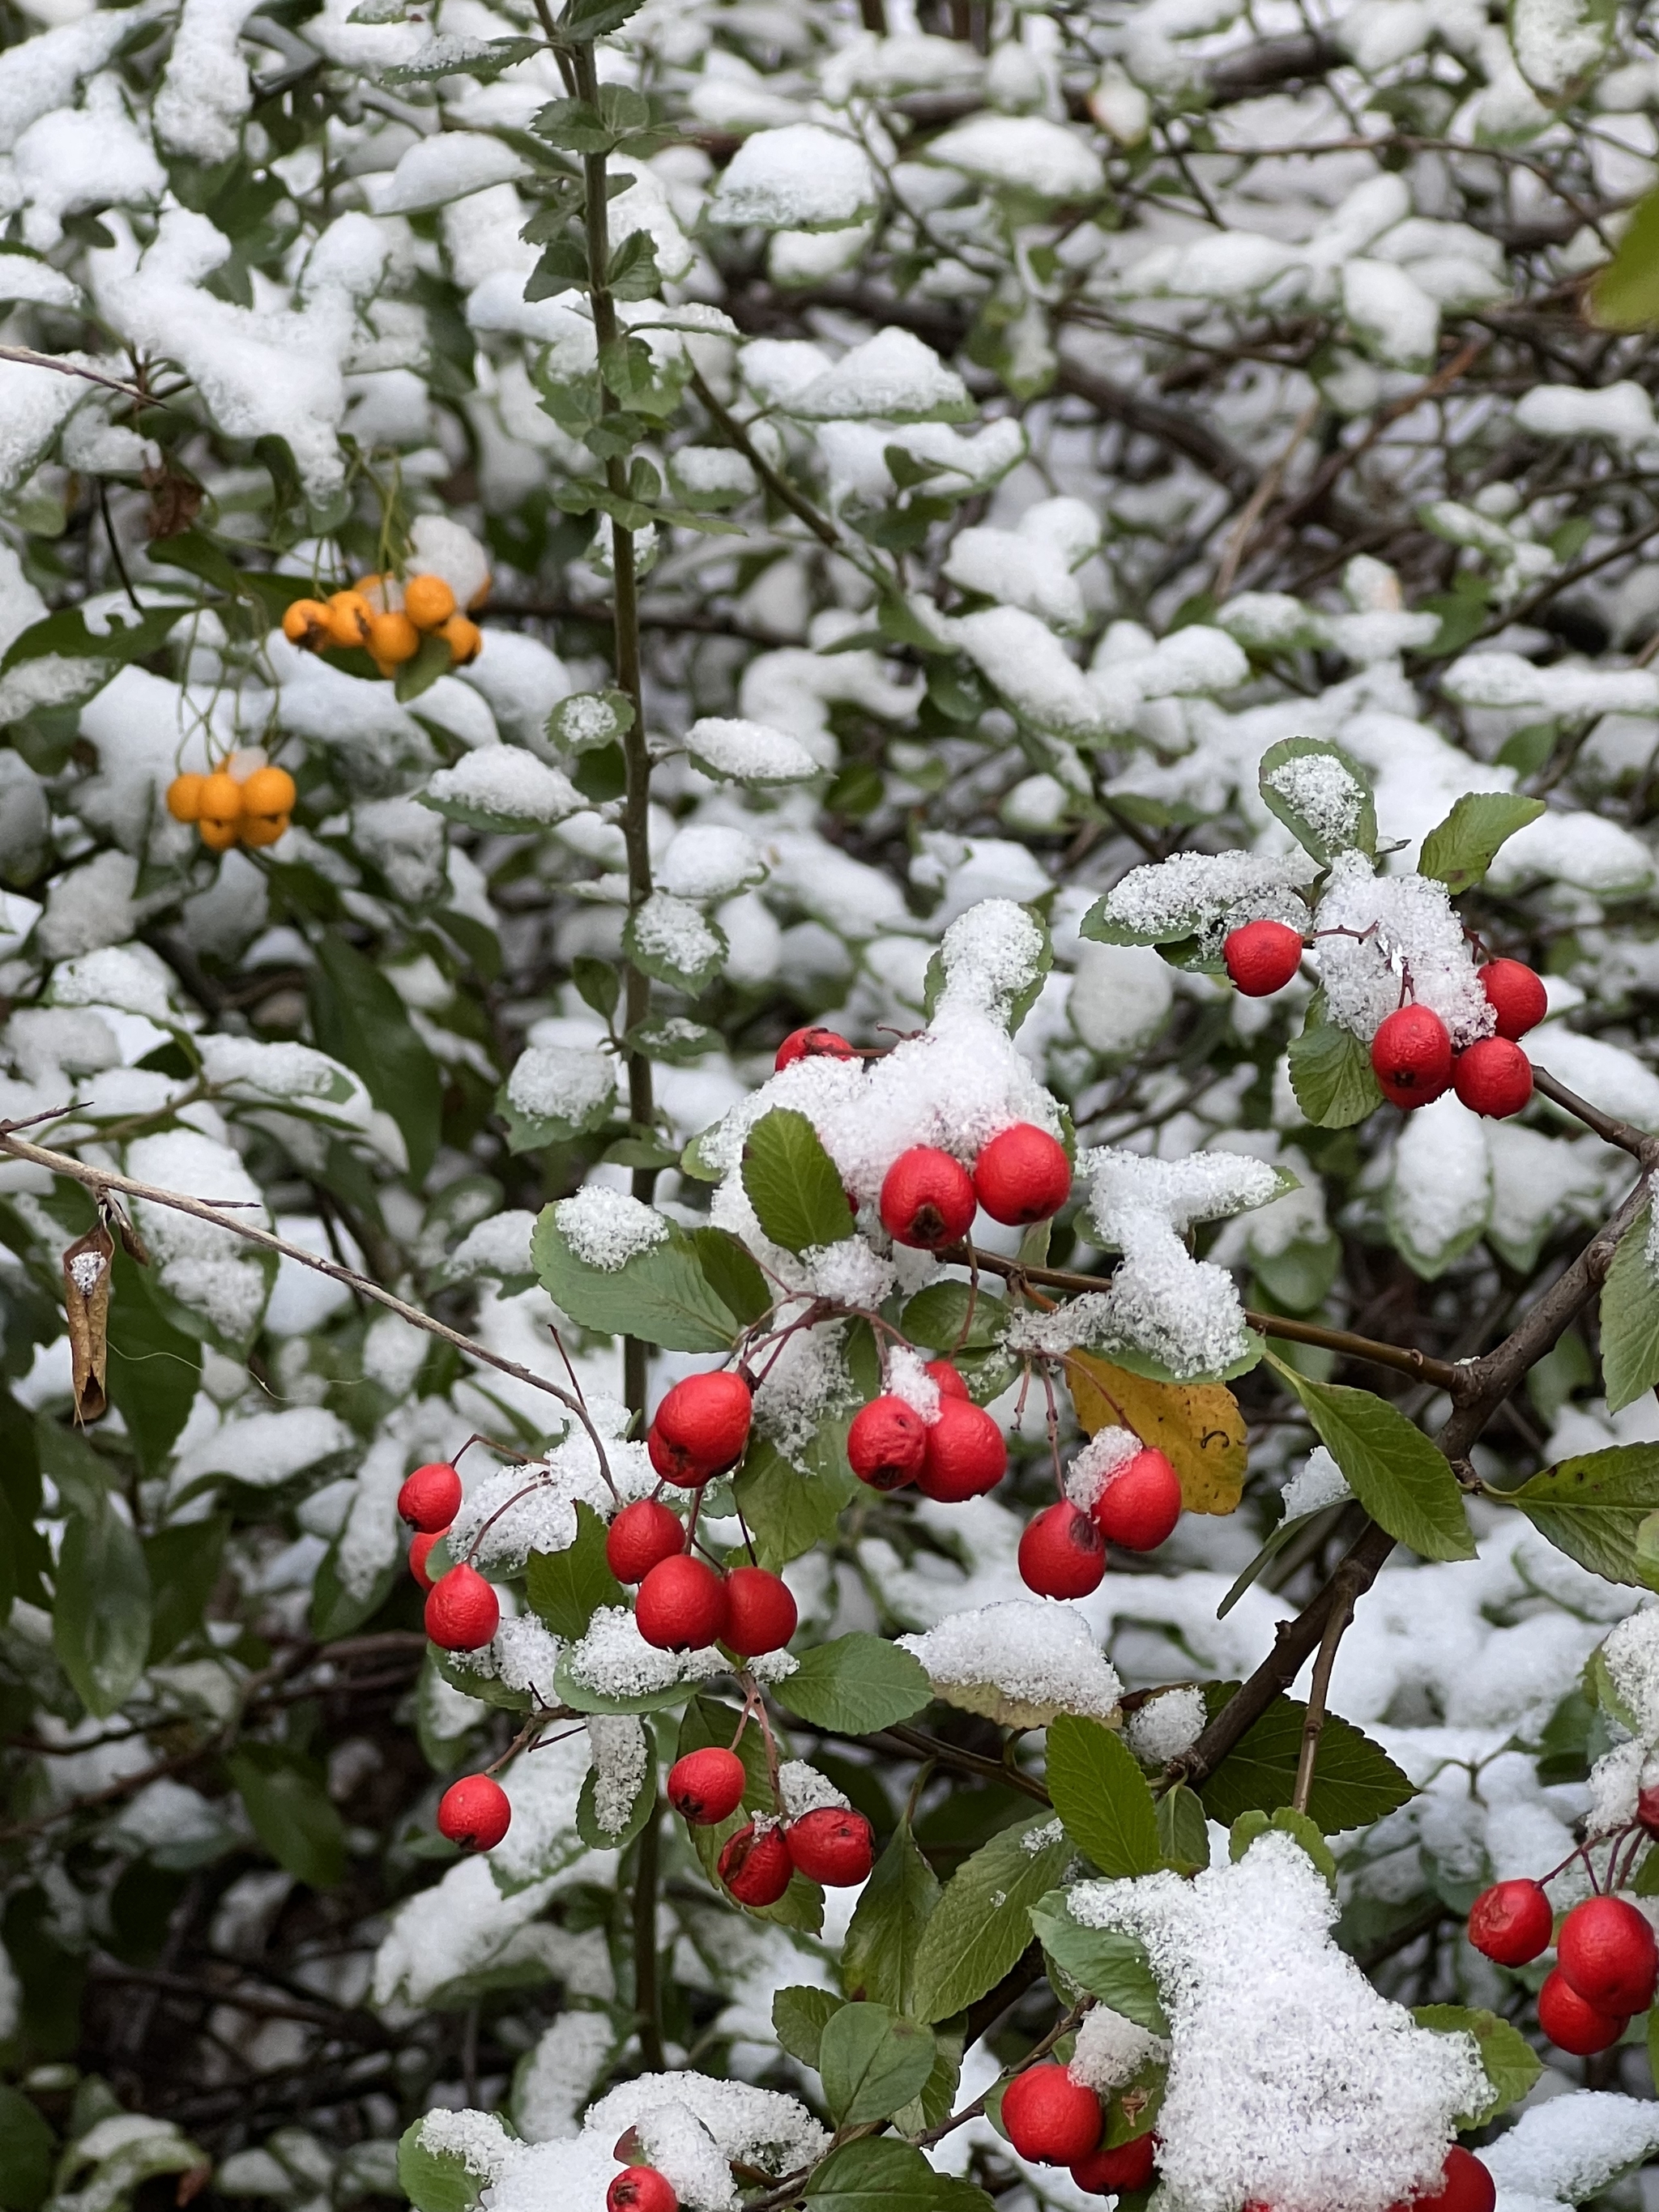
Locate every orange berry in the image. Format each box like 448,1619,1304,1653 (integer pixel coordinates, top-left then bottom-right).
166,773,205,823
403,573,456,629
367,611,420,666
198,818,239,852
323,590,373,649
241,766,296,818
467,572,492,611
439,613,483,666
282,599,331,648
239,812,290,849
198,772,245,827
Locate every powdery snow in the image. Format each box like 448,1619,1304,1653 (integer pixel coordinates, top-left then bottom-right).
556,1187,670,1271
898,1600,1123,1726
1313,850,1495,1049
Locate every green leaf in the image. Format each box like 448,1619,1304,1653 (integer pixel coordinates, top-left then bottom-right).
1418,792,1545,896
526,1502,625,1639
911,1812,1071,2022
804,2137,943,2212
226,1743,347,1888
900,1282,1009,1353
104,1247,200,1473
1027,1894,1168,2033
396,2123,486,2212
622,895,727,994
1045,1715,1162,1877
0,2086,54,2212
775,1633,932,1737
1154,1784,1209,1875
382,33,539,83
820,2003,938,2126
560,0,647,39
1413,2005,1542,2125
1592,185,1659,329
734,1430,858,1571
550,688,634,751
742,1108,854,1254
1197,1693,1415,1832
1601,1206,1659,1413
311,1540,397,1643
774,1985,846,2069
607,230,661,300
395,631,453,705
1265,1352,1475,1562
53,1500,151,1718
143,1513,228,1663
1508,1444,1659,1589
530,1204,745,1353
1257,737,1375,863
1230,1806,1336,1886
309,934,442,1180
689,1228,771,1330
1288,992,1384,1129
842,1820,940,2013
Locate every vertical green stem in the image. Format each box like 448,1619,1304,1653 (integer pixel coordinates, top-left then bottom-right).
631,1793,667,2071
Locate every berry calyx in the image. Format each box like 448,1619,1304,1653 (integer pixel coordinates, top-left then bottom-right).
1537,1967,1627,2056
1400,2147,1495,2212
635,1554,728,1651
1224,919,1304,998
1479,959,1547,1041
667,1746,747,1826
409,1529,446,1592
786,1807,875,1886
1452,1038,1533,1120
437,1773,511,1852
1071,2136,1156,2196
775,1026,856,1070
648,1371,753,1486
424,1562,500,1651
915,1396,1007,1502
722,1566,798,1657
1466,1878,1552,1967
1371,1004,1453,1110
1090,1447,1182,1553
925,1361,970,1401
972,1123,1072,1226
880,1147,977,1251
399,1460,462,1532
719,1821,793,1907
847,1397,928,1490
1557,1893,1658,2014
1019,1502,1107,1599
606,1499,685,1583
1000,2065,1103,2167
608,2170,677,2212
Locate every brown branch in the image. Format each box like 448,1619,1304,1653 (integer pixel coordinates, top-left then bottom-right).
1529,1064,1659,1165
0,344,160,407
87,1962,390,2044
1291,1560,1362,1813
688,362,845,555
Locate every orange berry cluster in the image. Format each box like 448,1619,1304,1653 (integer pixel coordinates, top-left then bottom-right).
166,763,296,852
281,572,484,678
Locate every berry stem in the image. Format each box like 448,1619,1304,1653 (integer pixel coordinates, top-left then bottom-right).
1290,1558,1363,1814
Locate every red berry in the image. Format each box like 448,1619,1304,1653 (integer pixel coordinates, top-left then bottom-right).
399,1460,462,1532
1090,1447,1182,1553
606,1499,685,1583
437,1773,511,1852
1466,1878,1552,1967
847,1396,928,1490
1000,2065,1103,2167
775,1026,856,1070
1639,1783,1659,1835
925,1360,970,1401
1558,1893,1658,2014
719,1820,793,1907
723,1566,797,1656
1401,2148,1495,2212
915,1396,1007,1502
1452,1037,1533,1120
667,1745,747,1826
635,1554,728,1650
1019,1502,1107,1598
786,1807,874,1886
409,1528,446,1592
1072,2135,1156,2195
972,1123,1072,1226
424,1562,500,1651
648,1371,753,1486
1224,919,1304,998
1479,959,1547,1041
1537,1967,1627,2055
880,1146,977,1250
608,2169,678,2212
1370,1004,1453,1110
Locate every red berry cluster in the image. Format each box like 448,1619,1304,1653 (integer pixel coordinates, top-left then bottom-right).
1018,1443,1183,1598
1000,2064,1158,2195
663,1720,875,1907
1359,961,1546,1119
1466,1830,1659,2055
848,1359,1009,1503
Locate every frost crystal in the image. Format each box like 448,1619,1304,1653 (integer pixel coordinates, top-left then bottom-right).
1263,752,1369,852
1068,2004,1169,2093
557,1188,669,1272
1278,1447,1352,1524
585,1715,649,1836
898,1600,1123,1726
1065,1426,1141,1511
1600,1605,1659,1741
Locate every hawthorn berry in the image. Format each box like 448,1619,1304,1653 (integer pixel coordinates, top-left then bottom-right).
972,1123,1072,1225
424,1562,500,1651
1019,1502,1107,1599
635,1554,728,1650
925,1360,970,1401
1557,1893,1658,2014
608,2169,677,2212
667,1746,747,1826
1090,1447,1183,1553
1371,1004,1453,1110
606,1499,685,1583
1640,1781,1659,1836
1465,1878,1553,1967
1537,1967,1627,2056
648,1371,753,1485
718,1821,793,1907
1402,2148,1496,2212
1223,919,1304,998
775,1026,856,1070
1479,958,1548,1041
1071,2136,1156,2196
437,1773,511,1852
786,1807,875,1886
847,1397,928,1490
999,2065,1103,2166
408,1529,446,1592
399,1460,462,1532
915,1396,1007,1502
722,1566,798,1656
1452,1038,1533,1119
404,573,457,629
880,1147,977,1250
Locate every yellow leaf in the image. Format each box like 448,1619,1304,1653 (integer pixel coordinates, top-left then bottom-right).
1064,1350,1246,1515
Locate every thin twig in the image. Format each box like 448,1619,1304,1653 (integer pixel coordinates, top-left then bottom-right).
1291,1561,1363,1813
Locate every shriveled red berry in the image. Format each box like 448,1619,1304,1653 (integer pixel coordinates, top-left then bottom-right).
972,1123,1072,1226
1397,2147,1495,2212
880,1146,976,1250
1071,2135,1156,2195
667,1745,746,1826
1537,1966,1627,2055
847,1396,928,1490
925,1360,969,1401
1000,2064,1103,2167
1466,1878,1552,1966
424,1562,500,1651
1224,919,1304,998
723,1566,797,1656
1019,1502,1107,1598
635,1554,728,1650
1090,1447,1182,1553
648,1370,753,1486
608,2168,677,2212
1639,1782,1659,1835
437,1773,511,1852
1558,1893,1658,2015
399,1460,461,1532
775,1026,856,1070
719,1820,793,1907
606,1498,684,1583
1479,959,1547,1041
1452,1037,1533,1119
1371,1004,1452,1110
409,1528,446,1592
786,1806,874,1886
915,1396,1006,1502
